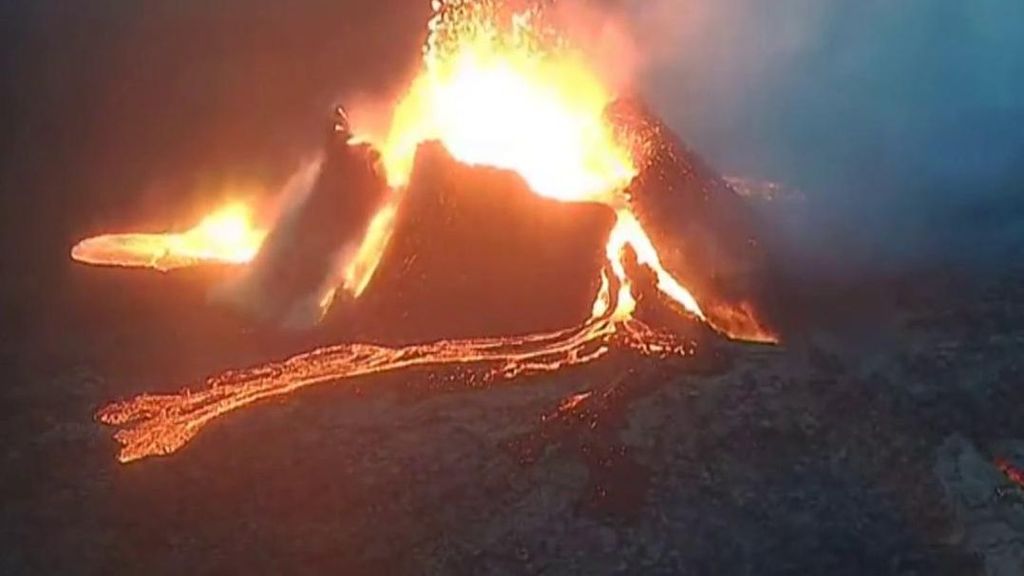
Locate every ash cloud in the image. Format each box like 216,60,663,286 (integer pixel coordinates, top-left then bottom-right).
623,0,1024,273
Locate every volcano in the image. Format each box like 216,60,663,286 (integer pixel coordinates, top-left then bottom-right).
611,99,777,342
69,0,779,463
84,104,770,463
73,102,775,343
314,103,775,345
337,141,616,343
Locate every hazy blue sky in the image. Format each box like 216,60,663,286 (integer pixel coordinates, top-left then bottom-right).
635,0,1024,263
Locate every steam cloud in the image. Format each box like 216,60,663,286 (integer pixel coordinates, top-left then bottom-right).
620,0,1024,272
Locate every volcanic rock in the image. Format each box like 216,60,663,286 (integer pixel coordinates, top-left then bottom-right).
935,434,1024,576
213,131,389,329
334,142,616,343
608,100,778,339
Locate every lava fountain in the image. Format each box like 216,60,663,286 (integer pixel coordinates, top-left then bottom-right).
361,0,703,321
79,0,775,463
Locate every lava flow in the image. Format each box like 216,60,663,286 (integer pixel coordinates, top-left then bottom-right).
87,0,773,463
98,277,694,463
71,202,266,271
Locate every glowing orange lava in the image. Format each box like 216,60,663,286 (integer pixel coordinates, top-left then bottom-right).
99,288,694,463
706,301,778,345
375,0,634,202
71,202,266,271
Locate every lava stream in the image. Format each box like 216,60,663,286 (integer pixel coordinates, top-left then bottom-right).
71,203,266,271
98,284,694,463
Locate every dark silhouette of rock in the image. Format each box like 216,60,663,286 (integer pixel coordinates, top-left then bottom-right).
214,128,389,328
608,99,779,339
334,142,616,343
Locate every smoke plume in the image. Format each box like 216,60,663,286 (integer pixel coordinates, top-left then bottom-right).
621,0,1024,272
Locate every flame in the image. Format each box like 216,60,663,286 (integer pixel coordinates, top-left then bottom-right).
71,202,266,271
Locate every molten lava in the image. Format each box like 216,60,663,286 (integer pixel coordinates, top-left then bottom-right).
71,202,266,271
375,0,634,202
99,282,694,463
86,0,777,463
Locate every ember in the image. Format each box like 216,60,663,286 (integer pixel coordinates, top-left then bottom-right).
996,457,1024,489
75,0,779,462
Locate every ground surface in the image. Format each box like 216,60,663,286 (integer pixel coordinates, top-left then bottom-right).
3,260,1024,575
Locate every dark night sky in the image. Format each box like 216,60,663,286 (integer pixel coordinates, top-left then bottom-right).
3,1,426,240
0,0,431,336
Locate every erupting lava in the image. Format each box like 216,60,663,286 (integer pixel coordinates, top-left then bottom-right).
376,0,634,202
83,0,774,463
71,202,266,271
362,0,703,321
